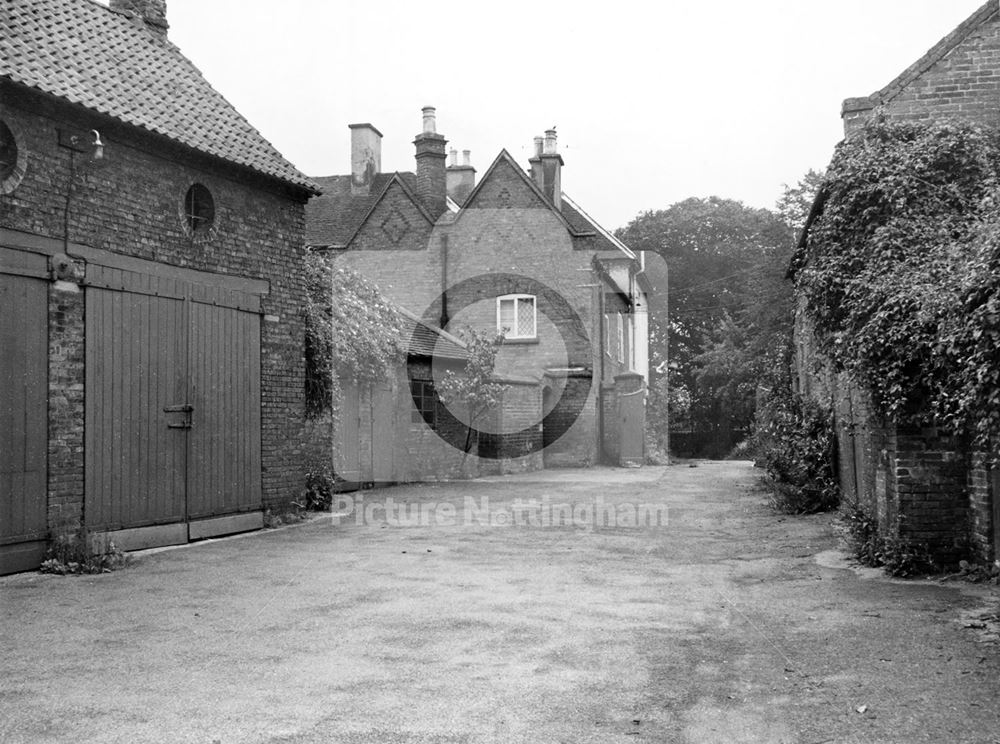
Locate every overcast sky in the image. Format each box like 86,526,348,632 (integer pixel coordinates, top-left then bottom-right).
146,0,987,230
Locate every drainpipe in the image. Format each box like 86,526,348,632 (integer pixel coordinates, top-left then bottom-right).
439,234,449,329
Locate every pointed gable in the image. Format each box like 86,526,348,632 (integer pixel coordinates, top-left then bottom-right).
844,1,1000,131
347,175,435,251
461,150,553,212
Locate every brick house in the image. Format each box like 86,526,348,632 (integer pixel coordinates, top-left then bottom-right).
306,109,650,474
794,0,1000,565
0,0,322,573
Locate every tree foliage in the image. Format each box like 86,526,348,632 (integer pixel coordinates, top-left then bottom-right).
776,168,825,232
436,328,507,457
619,197,795,449
303,252,404,416
795,118,1000,445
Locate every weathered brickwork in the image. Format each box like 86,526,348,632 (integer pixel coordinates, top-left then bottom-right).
349,181,434,253
1,87,318,531
967,453,996,562
482,380,544,474
401,362,477,480
47,284,85,524
845,4,1000,135
795,3,1000,565
891,430,968,562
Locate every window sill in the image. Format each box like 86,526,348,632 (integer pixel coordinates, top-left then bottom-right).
502,337,540,346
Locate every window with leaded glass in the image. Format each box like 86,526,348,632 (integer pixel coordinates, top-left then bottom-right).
497,294,536,339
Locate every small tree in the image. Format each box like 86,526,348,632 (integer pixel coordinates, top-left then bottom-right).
435,328,507,465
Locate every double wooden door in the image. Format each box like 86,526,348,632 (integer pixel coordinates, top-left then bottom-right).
0,249,48,573
85,278,262,534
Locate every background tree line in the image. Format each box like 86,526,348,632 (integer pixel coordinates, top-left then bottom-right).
617,171,823,458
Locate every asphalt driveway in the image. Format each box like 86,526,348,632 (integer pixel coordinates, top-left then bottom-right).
1,462,998,743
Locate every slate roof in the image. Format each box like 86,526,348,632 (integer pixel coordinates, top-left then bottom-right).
1,0,317,193
397,307,468,361
306,172,419,247
561,193,635,260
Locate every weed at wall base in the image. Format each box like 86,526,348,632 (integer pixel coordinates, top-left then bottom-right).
40,523,131,575
842,504,938,578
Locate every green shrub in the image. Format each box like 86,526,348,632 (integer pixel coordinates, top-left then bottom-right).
842,504,937,577
303,463,337,511
753,387,839,514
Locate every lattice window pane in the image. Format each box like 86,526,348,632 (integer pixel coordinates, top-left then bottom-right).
516,297,535,337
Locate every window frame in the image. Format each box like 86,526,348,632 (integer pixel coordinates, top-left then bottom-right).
0,119,26,195
183,183,216,238
410,379,437,427
496,293,537,340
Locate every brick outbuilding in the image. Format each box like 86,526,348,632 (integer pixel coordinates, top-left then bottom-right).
794,0,1000,566
0,0,323,573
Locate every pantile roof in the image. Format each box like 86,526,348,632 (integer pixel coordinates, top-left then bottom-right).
1,0,317,193
306,172,419,247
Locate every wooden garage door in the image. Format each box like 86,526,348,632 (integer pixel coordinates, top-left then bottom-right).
0,255,48,572
187,300,262,519
85,267,263,538
85,289,188,530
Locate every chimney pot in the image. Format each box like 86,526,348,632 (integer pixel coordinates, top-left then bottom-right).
462,150,471,167
415,107,448,218
449,148,458,167
422,106,437,134
533,136,544,158
543,128,558,155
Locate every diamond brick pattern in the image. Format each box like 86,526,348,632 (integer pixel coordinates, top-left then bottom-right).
379,205,410,245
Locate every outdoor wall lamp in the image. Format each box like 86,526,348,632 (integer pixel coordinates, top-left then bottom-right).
58,127,104,160
89,130,104,161
56,127,106,270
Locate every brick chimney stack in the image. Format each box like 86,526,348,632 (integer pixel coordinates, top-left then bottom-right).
349,123,382,196
414,106,448,219
446,148,476,206
529,128,563,210
109,0,169,36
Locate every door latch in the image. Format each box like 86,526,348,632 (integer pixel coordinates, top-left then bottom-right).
164,403,194,429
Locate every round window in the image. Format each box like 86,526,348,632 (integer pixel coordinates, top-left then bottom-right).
0,120,25,194
183,183,215,236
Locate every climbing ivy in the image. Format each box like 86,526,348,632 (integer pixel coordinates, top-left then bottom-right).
796,117,1000,445
303,252,404,416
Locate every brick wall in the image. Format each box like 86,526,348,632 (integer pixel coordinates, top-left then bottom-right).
802,6,1000,565
1,87,318,524
483,380,543,474
967,452,994,562
844,7,1000,135
891,429,968,561
331,153,609,468
402,361,478,480
47,283,85,524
